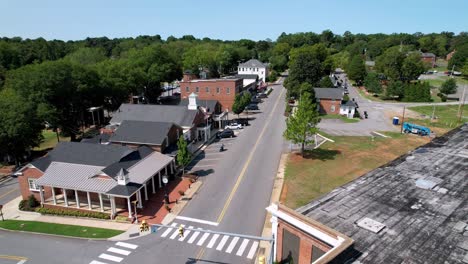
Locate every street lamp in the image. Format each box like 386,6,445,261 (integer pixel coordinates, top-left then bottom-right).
162,175,170,204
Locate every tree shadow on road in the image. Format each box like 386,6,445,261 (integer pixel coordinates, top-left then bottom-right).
186,258,230,264
300,149,341,160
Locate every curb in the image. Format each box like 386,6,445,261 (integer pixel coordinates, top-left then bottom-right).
161,180,203,225
256,153,288,263
0,225,112,241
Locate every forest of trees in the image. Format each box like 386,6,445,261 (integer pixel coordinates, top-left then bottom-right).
0,31,467,162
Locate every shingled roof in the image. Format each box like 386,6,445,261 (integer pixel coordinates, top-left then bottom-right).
109,121,179,146
297,125,468,263
313,88,344,100
238,59,266,68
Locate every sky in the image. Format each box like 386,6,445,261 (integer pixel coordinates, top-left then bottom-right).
1,0,467,41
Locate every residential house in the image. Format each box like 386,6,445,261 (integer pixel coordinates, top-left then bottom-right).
110,93,211,142
446,50,456,61
17,142,176,219
267,124,468,263
313,88,344,115
421,52,436,68
179,71,244,112
339,100,357,118
237,59,268,83
109,121,183,154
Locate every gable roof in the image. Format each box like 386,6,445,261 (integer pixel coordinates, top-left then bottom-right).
30,142,133,172
297,124,468,263
342,100,357,107
110,104,198,127
314,88,344,100
101,145,154,178
238,59,266,68
421,52,436,58
109,121,179,146
180,99,218,113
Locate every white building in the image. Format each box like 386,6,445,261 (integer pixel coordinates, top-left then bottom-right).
237,59,268,83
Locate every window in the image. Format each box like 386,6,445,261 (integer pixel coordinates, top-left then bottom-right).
311,245,326,263
331,105,336,112
206,87,210,93
227,87,230,94
196,87,199,93
281,229,299,264
186,87,189,92
256,68,258,71
216,87,220,93
28,178,39,191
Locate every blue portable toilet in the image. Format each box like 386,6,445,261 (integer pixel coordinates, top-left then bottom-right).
392,117,399,125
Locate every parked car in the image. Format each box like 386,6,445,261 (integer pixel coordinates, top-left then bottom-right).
257,93,268,99
225,123,243,130
251,98,262,104
217,129,234,138
233,118,249,126
245,104,259,111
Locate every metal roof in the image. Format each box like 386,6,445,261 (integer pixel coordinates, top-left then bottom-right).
35,162,117,193
238,59,266,68
127,151,174,184
110,104,199,128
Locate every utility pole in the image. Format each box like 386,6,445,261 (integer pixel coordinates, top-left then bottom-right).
400,106,406,133
431,104,436,122
457,85,466,123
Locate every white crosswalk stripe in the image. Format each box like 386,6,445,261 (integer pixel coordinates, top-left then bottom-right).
187,228,202,244
170,224,184,239
107,247,131,256
115,242,138,250
161,223,177,237
90,261,108,264
197,232,210,246
236,239,250,256
99,253,123,262
225,237,240,253
247,241,259,259
179,226,193,241
216,235,230,251
206,234,219,248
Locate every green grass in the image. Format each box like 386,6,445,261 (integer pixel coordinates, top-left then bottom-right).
0,220,123,239
409,104,468,129
282,134,428,208
321,115,360,123
34,130,70,151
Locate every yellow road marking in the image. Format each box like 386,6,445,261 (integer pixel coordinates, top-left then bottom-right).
0,187,18,200
0,255,28,261
216,87,285,224
195,86,285,262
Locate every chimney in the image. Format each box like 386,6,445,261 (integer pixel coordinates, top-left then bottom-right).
117,168,130,185
188,92,198,110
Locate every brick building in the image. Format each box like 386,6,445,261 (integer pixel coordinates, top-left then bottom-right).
421,52,436,68
313,88,344,115
179,71,243,112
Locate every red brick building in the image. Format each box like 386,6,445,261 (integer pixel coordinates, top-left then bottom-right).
180,72,243,112
421,52,436,68
314,88,344,115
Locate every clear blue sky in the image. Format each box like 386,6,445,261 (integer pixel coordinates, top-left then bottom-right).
1,0,467,41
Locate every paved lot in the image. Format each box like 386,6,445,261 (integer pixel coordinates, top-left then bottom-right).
0,176,20,206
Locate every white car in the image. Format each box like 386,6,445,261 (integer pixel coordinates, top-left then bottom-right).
225,123,242,130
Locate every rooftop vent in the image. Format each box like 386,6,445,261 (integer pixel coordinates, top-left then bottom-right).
356,217,386,233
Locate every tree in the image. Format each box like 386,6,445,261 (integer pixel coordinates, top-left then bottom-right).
401,53,427,81
440,78,457,95
375,46,405,80
385,80,405,99
448,43,468,71
318,76,334,88
241,92,252,108
231,94,244,118
283,92,321,157
403,81,432,102
363,72,382,94
176,135,191,175
347,55,367,82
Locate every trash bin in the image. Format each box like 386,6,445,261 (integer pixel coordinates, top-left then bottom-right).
393,117,399,125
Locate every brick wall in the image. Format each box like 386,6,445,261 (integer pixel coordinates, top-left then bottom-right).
180,79,243,111
318,99,341,115
276,219,332,264
18,167,52,201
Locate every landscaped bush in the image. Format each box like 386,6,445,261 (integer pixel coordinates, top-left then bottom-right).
36,207,110,219
267,88,273,95
18,195,39,212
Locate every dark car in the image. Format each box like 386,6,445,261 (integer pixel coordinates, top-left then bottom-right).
217,129,234,138
245,104,259,110
233,118,249,126
251,98,262,104
257,93,268,99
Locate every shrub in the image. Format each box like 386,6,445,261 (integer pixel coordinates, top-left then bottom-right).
36,207,110,219
19,196,39,212
354,110,361,119
178,190,185,196
27,195,39,208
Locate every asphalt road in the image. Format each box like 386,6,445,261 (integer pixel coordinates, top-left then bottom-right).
0,177,20,206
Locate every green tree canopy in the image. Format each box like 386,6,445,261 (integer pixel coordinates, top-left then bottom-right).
363,72,382,94
440,78,457,95
176,135,191,174
318,76,334,88
283,92,321,157
401,53,427,81
347,55,367,82
375,46,405,80
231,94,244,118
385,80,405,99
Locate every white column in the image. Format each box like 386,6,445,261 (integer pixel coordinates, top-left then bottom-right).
144,183,148,201
51,187,57,205
63,189,69,207
99,193,104,212
271,215,279,260
87,192,92,210
75,190,80,208
110,197,116,216
165,166,168,175
152,176,156,194
158,171,162,188
170,161,174,174
137,190,143,208
127,198,132,218
39,186,45,205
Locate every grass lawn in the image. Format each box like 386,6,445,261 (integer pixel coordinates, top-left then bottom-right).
281,134,429,209
0,220,123,239
34,130,70,151
321,115,360,123
408,104,468,130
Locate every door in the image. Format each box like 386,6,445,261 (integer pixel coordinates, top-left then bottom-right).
281,229,300,264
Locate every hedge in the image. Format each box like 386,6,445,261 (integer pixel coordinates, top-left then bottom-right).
36,207,110,219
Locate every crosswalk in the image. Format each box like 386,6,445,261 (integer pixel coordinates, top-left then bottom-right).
155,222,260,260
89,241,138,264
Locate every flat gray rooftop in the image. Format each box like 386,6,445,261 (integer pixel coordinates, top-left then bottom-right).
298,124,468,263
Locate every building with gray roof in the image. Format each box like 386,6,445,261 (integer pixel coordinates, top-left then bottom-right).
238,59,268,82
293,125,468,263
